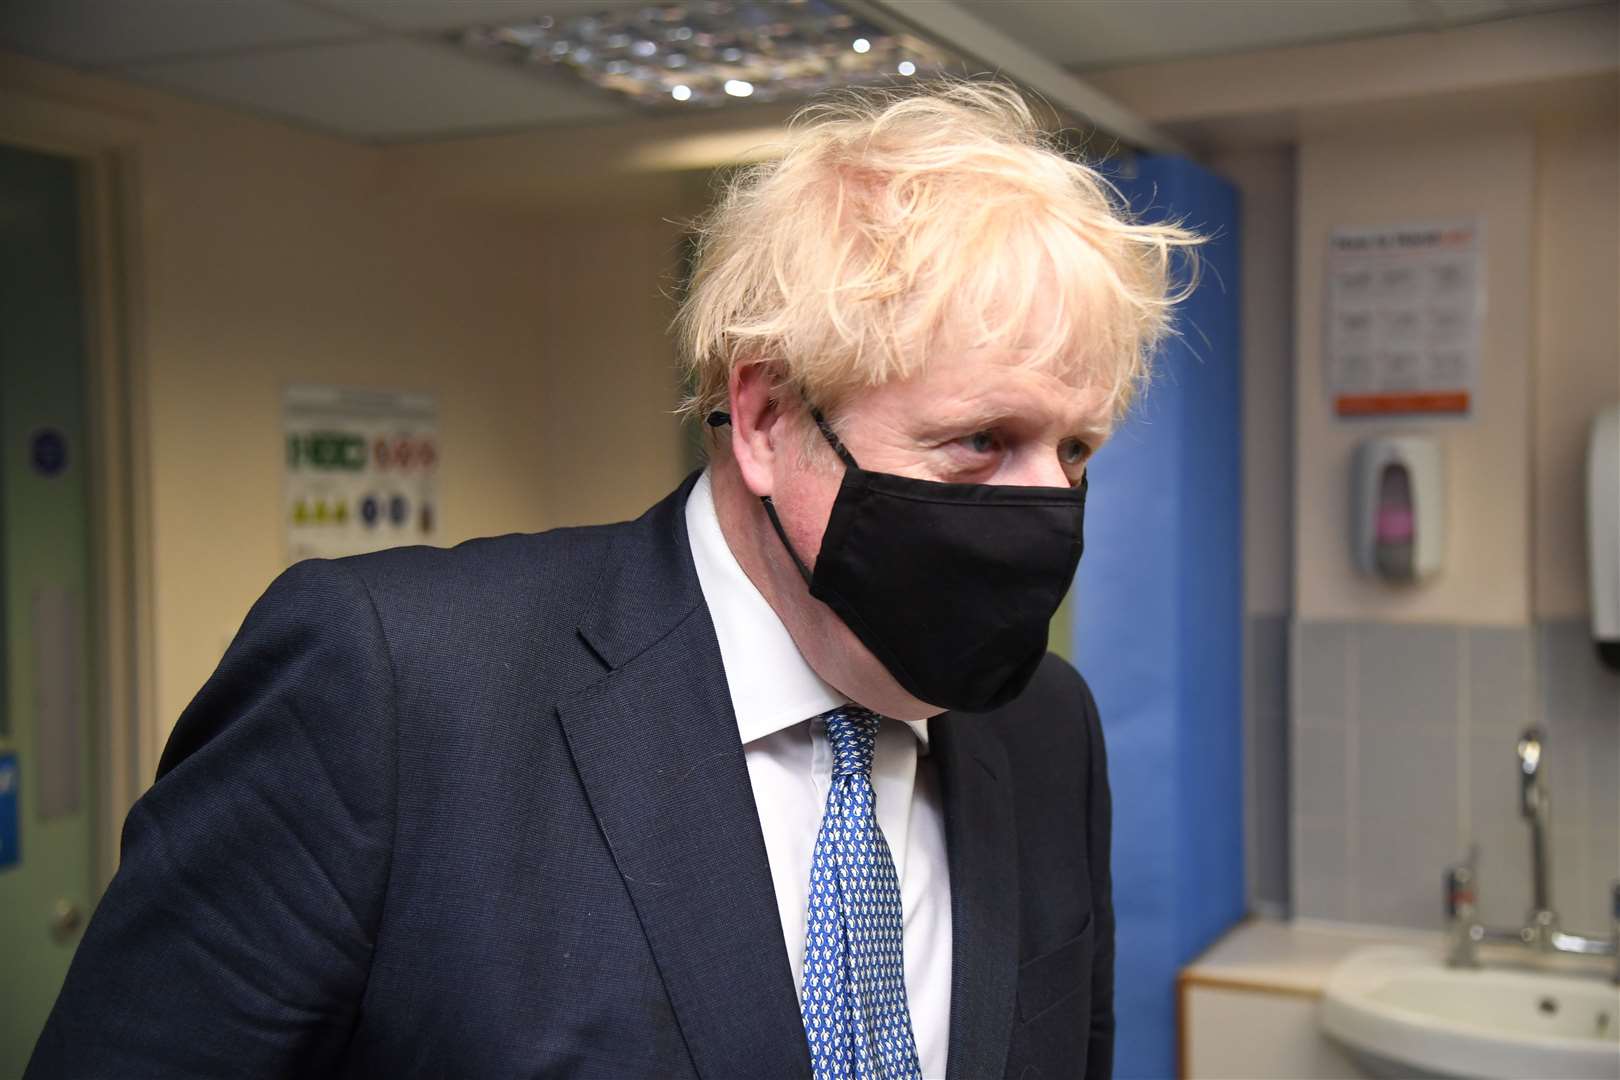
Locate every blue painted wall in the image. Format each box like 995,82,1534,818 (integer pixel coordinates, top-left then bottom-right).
1073,156,1245,1080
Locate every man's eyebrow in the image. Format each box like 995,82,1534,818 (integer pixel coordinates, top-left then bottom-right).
913,408,1018,437
918,405,1108,441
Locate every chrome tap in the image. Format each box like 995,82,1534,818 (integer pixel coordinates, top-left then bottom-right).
1517,727,1554,942
1444,727,1619,982
1443,860,1481,967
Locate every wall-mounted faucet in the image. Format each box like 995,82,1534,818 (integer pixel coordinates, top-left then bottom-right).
1445,726,1619,983
1517,727,1552,930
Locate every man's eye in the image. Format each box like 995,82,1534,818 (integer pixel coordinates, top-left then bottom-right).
1059,437,1091,465
962,431,999,454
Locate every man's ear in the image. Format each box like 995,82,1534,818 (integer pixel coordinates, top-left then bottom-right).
727,361,782,499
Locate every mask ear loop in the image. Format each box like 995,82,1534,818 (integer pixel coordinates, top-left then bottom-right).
759,498,814,586
706,401,858,469
805,406,859,470
703,406,820,586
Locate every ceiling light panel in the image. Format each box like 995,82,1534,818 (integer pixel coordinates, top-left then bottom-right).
451,0,959,109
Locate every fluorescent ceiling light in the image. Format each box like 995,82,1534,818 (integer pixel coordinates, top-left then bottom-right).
453,0,959,110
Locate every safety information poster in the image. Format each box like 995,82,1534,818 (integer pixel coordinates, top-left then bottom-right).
284,385,438,564
1326,220,1482,417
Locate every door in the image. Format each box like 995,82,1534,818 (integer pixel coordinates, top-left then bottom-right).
0,142,97,1072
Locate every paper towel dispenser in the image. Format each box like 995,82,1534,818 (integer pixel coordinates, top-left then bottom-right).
1353,436,1444,584
1590,404,1619,671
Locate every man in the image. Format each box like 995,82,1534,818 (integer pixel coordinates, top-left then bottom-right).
28,81,1195,1079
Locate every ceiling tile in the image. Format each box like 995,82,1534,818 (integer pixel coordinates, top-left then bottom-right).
125,36,633,140
302,0,614,32
1427,0,1516,20
901,0,1424,70
0,0,368,68
1430,0,1600,18
936,0,1613,70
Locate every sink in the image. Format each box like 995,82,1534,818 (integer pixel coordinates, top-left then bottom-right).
1321,946,1620,1079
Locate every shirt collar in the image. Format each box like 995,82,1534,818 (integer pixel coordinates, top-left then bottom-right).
685,469,930,752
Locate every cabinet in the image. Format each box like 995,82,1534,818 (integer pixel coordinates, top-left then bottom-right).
1179,977,1362,1078
1176,918,1441,1079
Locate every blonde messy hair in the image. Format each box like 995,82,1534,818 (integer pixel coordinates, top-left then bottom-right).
674,79,1202,431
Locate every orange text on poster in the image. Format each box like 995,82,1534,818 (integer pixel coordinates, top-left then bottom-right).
1334,392,1470,417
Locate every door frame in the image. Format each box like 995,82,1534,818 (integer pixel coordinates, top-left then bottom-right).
0,92,156,892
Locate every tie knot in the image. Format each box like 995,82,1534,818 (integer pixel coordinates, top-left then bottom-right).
821,706,881,778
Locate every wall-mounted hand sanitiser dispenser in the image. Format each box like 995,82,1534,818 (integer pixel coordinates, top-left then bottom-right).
1590,404,1620,671
1353,436,1444,584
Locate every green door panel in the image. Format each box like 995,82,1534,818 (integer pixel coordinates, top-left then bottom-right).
0,141,97,1073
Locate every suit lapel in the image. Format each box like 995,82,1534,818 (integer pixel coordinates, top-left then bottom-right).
931,714,1021,1080
557,475,811,1080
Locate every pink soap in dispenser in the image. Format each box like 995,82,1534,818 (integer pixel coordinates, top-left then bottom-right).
1353,436,1444,584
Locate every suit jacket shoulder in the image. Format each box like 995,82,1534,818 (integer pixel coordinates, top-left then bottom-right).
334,523,621,703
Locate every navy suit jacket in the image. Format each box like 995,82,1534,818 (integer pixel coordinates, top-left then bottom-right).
28,474,1114,1079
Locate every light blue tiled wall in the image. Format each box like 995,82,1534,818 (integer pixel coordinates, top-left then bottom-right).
1289,619,1620,934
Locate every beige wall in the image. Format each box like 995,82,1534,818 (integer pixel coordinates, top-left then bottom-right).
1533,105,1620,619
1,55,693,772
1293,126,1537,625
1094,7,1619,628
1291,94,1619,625
1210,146,1295,619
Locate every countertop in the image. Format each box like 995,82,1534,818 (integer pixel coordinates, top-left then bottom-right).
1180,917,1444,996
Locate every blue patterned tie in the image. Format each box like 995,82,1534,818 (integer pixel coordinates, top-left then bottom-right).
800,705,924,1080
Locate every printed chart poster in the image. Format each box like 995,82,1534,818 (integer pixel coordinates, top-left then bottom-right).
1326,220,1482,418
284,385,438,564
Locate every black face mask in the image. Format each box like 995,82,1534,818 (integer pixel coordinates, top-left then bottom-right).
708,406,1086,713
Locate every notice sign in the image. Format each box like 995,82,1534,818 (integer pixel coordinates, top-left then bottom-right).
1326,221,1482,418
284,385,438,564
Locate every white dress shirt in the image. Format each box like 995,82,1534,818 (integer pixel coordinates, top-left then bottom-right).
685,470,953,1079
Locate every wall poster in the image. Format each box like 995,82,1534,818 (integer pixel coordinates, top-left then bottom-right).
1326,220,1483,418
284,384,438,564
